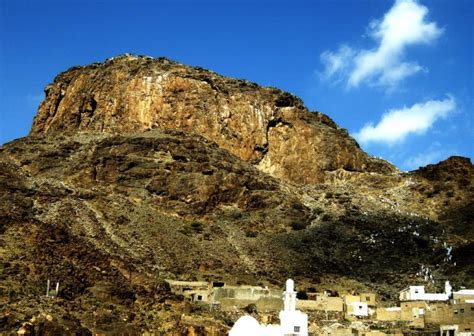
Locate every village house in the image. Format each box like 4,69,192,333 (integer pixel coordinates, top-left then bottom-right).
318,323,357,336
452,302,474,324
376,307,402,321
213,284,282,311
440,323,474,336
166,279,283,311
453,290,474,304
344,294,377,318
400,301,427,321
298,291,345,312
399,281,452,302
165,280,211,303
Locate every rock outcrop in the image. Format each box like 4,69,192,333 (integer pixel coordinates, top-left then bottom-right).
31,54,395,183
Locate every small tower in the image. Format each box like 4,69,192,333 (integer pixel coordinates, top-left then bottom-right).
445,281,452,297
279,279,308,336
283,279,297,312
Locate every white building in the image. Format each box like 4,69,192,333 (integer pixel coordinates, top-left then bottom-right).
399,281,452,302
229,279,308,336
348,302,369,317
453,289,474,303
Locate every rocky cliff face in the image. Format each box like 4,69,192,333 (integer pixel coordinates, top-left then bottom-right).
31,54,395,184
1,55,473,334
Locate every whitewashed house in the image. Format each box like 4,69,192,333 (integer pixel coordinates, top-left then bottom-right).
399,281,452,302
348,302,369,317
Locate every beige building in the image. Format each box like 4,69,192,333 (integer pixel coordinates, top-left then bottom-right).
400,301,427,321
344,294,375,318
425,302,452,324
360,293,377,307
376,307,401,321
165,280,211,302
213,285,282,311
452,303,474,324
440,323,474,336
453,290,474,303
298,294,344,312
318,323,357,336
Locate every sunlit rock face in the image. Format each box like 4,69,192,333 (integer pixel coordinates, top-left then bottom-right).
31,54,396,183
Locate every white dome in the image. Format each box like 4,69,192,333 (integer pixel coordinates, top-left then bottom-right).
229,316,261,336
229,315,283,336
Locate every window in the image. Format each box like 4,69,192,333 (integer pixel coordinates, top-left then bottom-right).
454,310,458,314
197,295,202,301
366,296,370,301
460,308,464,313
294,326,300,333
414,289,419,294
359,306,363,309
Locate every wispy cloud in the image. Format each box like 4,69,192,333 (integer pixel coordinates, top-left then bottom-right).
402,148,446,170
320,0,443,90
354,96,456,145
401,142,457,170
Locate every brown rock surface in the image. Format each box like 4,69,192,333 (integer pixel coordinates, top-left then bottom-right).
30,54,395,183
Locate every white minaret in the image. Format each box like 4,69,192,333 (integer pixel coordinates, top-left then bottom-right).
283,279,297,312
279,279,308,336
445,281,452,297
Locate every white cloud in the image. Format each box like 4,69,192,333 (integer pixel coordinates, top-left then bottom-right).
354,96,456,145
320,45,354,81
320,0,443,90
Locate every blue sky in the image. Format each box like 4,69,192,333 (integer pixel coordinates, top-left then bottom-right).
0,0,472,170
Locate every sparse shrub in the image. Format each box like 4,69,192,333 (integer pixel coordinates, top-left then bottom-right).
321,213,332,222
291,222,307,231
229,210,242,219
190,221,203,233
313,207,324,215
338,197,350,204
245,230,258,238
180,221,204,235
244,303,257,314
296,290,308,300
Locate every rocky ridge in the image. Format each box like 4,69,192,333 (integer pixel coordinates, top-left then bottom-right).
31,54,395,184
1,55,473,334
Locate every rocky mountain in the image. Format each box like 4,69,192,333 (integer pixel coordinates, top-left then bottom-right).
30,54,395,184
1,55,472,334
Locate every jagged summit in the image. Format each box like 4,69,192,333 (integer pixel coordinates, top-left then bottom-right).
31,54,395,184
